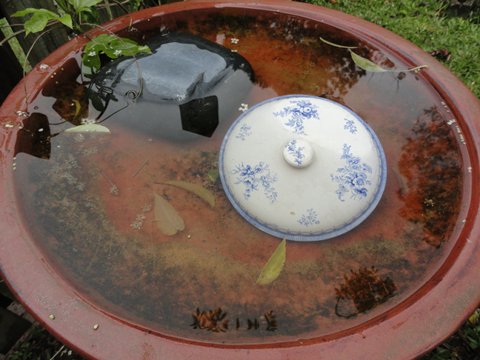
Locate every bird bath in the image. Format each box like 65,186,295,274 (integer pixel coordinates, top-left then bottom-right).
0,1,479,359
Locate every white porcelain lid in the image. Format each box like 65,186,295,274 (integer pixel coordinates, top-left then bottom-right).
220,95,387,241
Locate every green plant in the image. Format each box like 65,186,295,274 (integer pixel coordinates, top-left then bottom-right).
308,0,480,99
1,0,151,74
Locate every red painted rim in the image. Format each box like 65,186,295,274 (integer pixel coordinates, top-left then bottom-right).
1,1,479,359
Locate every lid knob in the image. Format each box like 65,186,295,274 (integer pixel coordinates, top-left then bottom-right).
283,138,314,168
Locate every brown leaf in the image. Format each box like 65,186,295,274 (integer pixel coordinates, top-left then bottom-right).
154,193,185,236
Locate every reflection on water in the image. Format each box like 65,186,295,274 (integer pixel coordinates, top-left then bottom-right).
12,8,465,344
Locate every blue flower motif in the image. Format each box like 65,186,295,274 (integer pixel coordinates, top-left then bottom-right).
233,162,278,203
331,144,372,201
298,208,321,227
274,99,319,135
344,118,358,134
236,124,252,141
285,139,305,166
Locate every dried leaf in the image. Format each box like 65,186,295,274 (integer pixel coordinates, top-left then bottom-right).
319,37,357,49
164,180,215,207
256,239,286,285
65,123,110,133
349,50,389,72
154,193,185,236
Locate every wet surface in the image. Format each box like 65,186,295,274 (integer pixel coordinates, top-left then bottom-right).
11,8,466,344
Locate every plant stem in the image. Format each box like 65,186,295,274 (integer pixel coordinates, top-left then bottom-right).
107,0,131,14
0,28,26,47
49,345,65,360
103,0,114,21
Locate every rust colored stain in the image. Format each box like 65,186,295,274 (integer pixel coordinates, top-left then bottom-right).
398,107,462,247
0,1,479,360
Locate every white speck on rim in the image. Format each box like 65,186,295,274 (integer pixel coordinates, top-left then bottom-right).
39,63,49,70
49,314,56,320
93,324,99,330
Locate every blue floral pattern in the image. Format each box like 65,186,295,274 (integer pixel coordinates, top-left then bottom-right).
331,144,373,201
236,124,252,141
285,139,305,166
344,118,358,134
274,99,319,135
298,209,321,227
232,162,278,203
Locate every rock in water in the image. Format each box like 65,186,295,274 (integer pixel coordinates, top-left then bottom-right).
90,33,254,141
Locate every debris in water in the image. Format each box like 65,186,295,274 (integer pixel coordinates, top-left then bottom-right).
256,239,286,285
154,193,185,235
163,180,216,207
191,308,229,332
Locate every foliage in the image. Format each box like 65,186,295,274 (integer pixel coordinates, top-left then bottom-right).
7,325,83,360
421,309,480,359
82,33,151,71
308,0,480,98
9,0,151,73
12,8,72,35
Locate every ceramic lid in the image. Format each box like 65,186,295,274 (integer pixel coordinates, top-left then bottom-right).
220,95,387,241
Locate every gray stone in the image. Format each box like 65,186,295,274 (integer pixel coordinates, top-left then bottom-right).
90,33,255,141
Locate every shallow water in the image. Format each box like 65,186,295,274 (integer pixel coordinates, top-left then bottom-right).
13,8,465,344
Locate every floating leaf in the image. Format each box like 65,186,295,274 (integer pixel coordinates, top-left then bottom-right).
154,194,185,236
64,123,110,133
349,50,389,72
256,239,286,285
207,169,219,183
164,180,215,207
319,37,357,49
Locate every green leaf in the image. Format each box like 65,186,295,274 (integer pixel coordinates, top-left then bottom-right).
349,50,389,72
164,180,215,207
154,194,185,236
319,37,358,49
256,239,286,285
207,169,219,183
64,123,110,133
469,309,480,325
82,34,151,71
57,14,73,29
24,14,49,36
12,8,57,18
67,0,103,12
12,8,61,36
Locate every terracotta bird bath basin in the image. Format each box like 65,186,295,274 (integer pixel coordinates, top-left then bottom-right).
0,1,479,359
